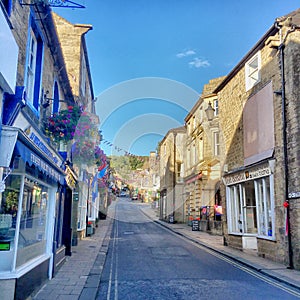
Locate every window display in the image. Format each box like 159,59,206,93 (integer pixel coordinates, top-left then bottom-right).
227,175,274,239
16,177,49,267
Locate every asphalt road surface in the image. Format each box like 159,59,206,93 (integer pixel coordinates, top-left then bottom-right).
96,198,300,300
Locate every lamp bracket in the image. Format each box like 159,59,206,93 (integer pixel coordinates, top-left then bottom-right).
19,0,85,8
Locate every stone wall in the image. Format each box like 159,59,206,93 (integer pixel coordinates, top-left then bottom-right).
217,24,300,267
284,30,300,269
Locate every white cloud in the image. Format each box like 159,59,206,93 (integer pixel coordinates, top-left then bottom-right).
176,49,196,58
188,57,210,68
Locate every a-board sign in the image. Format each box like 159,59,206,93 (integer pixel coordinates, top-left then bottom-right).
192,220,199,231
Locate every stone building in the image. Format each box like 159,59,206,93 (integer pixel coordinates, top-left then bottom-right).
148,151,160,202
159,126,186,223
215,9,300,269
0,1,76,299
184,77,224,234
53,13,101,242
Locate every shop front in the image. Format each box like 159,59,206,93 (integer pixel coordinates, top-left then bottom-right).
0,127,65,299
224,160,275,250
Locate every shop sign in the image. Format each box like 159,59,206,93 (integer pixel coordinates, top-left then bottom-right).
66,166,77,189
288,191,300,199
30,153,61,182
29,131,61,167
224,166,271,185
13,115,62,167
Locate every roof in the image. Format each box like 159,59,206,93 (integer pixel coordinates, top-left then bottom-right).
214,8,300,93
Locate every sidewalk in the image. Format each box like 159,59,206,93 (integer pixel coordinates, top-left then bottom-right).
32,203,300,299
31,216,113,300
140,204,300,292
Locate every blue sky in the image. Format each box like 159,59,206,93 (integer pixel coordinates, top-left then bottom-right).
54,1,299,156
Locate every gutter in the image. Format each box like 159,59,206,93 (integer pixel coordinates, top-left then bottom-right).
214,25,278,93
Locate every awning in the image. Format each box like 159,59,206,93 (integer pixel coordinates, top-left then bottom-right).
0,126,65,184
14,140,64,184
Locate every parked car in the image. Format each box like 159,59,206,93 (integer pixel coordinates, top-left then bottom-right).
132,194,138,201
119,191,127,197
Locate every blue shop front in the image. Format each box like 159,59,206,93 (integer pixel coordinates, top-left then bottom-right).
0,126,65,299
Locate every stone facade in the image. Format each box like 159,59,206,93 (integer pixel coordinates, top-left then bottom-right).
53,13,100,242
159,127,186,223
0,2,77,299
157,8,300,270
52,13,93,108
215,9,300,269
184,77,224,233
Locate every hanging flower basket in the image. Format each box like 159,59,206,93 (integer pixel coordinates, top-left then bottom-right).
94,146,107,168
72,141,95,166
72,143,107,168
45,106,82,144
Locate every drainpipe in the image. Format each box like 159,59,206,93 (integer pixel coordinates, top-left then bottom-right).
276,21,297,269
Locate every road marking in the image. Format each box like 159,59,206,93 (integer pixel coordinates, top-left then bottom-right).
115,218,119,300
177,230,300,298
107,205,119,300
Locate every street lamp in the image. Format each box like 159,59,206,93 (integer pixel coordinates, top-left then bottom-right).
205,101,215,121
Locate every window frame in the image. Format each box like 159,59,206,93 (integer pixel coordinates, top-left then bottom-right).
24,16,44,114
213,99,219,116
245,51,261,91
226,174,275,240
212,130,220,156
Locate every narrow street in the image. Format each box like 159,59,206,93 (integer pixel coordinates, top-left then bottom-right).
96,198,300,300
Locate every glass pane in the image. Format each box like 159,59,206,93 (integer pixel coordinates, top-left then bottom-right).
264,177,272,236
0,174,21,271
16,178,48,267
242,181,257,234
229,187,237,232
256,179,265,235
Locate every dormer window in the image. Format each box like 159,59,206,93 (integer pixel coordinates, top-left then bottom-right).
245,51,261,91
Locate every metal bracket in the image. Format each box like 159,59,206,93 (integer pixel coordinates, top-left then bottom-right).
19,0,85,9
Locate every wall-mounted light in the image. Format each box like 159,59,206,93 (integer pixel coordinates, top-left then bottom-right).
41,90,68,108
274,90,282,96
205,101,215,121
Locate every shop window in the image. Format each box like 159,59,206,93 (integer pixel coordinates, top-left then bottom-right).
0,174,21,269
25,17,44,113
242,181,257,234
16,177,49,267
214,187,222,221
227,175,274,239
256,177,273,237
